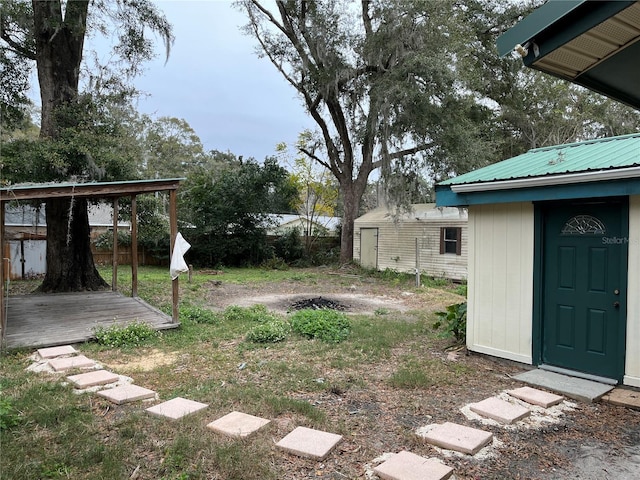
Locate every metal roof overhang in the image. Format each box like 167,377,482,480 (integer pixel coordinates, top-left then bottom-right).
497,0,640,110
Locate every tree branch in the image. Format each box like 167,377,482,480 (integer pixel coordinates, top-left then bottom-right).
299,147,332,171
388,143,435,160
0,24,36,59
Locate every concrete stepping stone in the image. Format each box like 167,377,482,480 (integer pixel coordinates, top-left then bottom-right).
48,355,96,372
96,384,156,405
276,426,343,460
603,387,640,410
146,397,208,420
422,422,493,455
373,450,454,480
507,386,564,408
67,370,119,389
206,411,270,438
470,397,530,424
38,345,77,359
514,369,614,402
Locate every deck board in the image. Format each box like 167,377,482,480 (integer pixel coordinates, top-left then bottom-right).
2,291,178,350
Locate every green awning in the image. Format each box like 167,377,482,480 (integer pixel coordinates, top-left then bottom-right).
497,0,640,110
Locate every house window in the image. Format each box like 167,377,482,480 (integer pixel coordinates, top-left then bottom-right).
440,227,462,255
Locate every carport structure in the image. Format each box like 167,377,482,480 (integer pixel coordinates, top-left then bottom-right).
0,179,184,349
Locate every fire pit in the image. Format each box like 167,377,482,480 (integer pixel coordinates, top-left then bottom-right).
289,296,348,311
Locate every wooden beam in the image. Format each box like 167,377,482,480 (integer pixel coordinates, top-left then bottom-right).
112,198,118,292
131,195,138,297
169,190,179,323
0,178,183,202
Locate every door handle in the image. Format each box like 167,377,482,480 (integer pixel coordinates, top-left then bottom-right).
613,301,620,308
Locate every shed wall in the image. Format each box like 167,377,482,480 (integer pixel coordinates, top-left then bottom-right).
467,202,534,363
353,218,467,281
625,195,640,387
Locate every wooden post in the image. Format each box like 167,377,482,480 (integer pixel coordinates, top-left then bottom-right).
0,200,5,349
415,237,421,287
112,197,119,291
131,195,138,297
169,190,179,323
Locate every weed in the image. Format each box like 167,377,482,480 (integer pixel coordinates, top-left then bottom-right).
93,321,160,348
374,307,389,315
222,304,270,323
433,302,467,343
0,393,20,430
389,364,436,389
246,319,291,343
290,309,350,343
180,305,219,324
453,282,467,297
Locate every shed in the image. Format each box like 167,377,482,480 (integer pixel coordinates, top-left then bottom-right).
436,133,640,386
353,203,468,281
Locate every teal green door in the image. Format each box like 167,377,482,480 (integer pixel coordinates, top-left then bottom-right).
542,201,627,380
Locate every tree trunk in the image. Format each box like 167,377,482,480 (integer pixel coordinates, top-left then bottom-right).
33,0,107,292
339,183,366,264
40,197,108,292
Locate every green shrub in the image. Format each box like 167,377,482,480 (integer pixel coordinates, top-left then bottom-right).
260,256,289,271
246,319,291,343
290,309,350,343
180,305,219,324
433,302,467,343
0,394,20,430
222,304,271,323
93,321,160,348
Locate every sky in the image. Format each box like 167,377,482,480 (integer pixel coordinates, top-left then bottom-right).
109,0,315,161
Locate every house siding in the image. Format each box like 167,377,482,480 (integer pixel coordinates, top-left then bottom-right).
467,202,534,363
625,195,640,387
354,209,467,281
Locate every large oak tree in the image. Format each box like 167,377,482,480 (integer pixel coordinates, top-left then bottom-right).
239,0,493,263
0,0,172,291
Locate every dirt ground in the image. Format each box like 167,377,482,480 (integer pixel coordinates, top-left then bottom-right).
200,271,640,480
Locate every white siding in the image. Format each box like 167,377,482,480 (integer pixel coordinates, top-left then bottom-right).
625,195,640,387
467,202,534,363
354,218,467,280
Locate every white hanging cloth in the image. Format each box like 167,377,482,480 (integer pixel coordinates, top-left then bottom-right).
170,232,191,280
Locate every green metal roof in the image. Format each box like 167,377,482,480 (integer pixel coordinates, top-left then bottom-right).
496,0,640,110
440,133,640,186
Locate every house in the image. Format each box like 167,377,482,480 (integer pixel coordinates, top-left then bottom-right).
266,214,340,237
435,134,640,386
353,203,468,281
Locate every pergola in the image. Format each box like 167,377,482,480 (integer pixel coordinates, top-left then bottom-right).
0,178,184,349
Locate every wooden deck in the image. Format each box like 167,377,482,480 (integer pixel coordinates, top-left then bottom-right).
2,291,178,350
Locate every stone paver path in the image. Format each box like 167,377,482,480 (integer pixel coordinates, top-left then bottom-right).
48,355,97,372
146,397,208,420
422,422,493,455
37,345,78,359
66,370,119,389
470,396,531,424
373,451,453,480
508,386,564,408
206,411,270,438
276,426,343,460
97,384,156,405
30,345,601,480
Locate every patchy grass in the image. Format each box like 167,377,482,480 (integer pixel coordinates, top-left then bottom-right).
0,266,484,480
